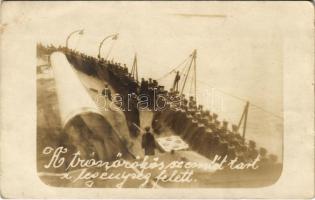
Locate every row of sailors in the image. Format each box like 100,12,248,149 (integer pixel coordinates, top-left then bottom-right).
104,61,139,94
95,57,167,107
66,49,278,165
39,44,166,98
39,45,278,164
98,59,166,99
38,44,100,76
152,92,278,164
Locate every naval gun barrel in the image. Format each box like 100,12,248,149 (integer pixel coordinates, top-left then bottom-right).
50,52,127,160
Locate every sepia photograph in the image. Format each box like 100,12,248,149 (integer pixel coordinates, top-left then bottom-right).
36,2,283,188
1,1,314,198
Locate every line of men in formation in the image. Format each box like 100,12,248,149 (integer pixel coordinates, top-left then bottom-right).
97,54,278,165
38,44,278,165
151,92,278,164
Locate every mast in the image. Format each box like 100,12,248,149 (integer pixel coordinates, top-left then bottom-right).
237,101,250,139
131,53,139,83
180,49,197,101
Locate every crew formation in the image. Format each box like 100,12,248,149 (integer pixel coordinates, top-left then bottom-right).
38,44,278,165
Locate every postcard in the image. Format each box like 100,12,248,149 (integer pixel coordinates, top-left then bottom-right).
0,1,314,198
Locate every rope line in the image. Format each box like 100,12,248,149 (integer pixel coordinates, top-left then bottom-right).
153,53,282,120
157,55,192,81
196,79,283,119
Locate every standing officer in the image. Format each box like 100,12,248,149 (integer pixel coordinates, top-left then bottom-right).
173,71,180,92
102,84,112,101
141,127,156,155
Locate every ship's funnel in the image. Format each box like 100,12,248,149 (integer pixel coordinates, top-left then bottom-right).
50,52,128,160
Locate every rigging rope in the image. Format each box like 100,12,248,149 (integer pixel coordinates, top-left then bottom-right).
196,79,283,119
157,54,192,81
154,52,282,120
188,69,195,95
